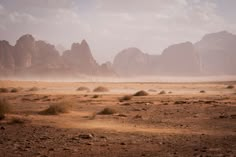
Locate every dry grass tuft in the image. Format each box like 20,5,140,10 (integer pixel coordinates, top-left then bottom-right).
92,95,99,98
28,87,39,92
226,85,234,89
9,117,28,124
39,101,72,115
0,88,9,93
159,90,166,95
77,86,90,92
133,90,149,96
10,87,22,93
200,90,206,93
119,95,133,102
0,98,11,120
98,107,117,115
93,86,109,92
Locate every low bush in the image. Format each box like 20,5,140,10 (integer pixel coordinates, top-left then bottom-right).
133,90,149,96
226,85,234,89
0,88,9,93
98,107,117,115
119,95,133,102
76,86,90,92
0,98,11,120
93,86,109,92
39,101,72,115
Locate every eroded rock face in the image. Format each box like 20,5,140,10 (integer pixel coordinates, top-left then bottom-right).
195,31,236,75
99,61,116,76
62,40,99,74
113,48,152,76
113,44,200,76
0,35,115,78
14,34,35,68
0,40,15,69
158,42,200,75
0,40,15,76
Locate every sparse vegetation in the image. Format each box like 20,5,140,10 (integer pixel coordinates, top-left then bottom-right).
92,94,99,98
0,88,9,93
159,90,166,95
226,85,234,89
10,87,21,93
98,107,117,115
119,95,133,102
133,90,149,96
0,98,11,120
39,101,72,115
93,86,109,92
200,90,206,93
9,117,27,124
77,86,90,92
28,87,39,92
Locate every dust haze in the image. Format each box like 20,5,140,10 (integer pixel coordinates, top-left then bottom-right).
0,0,236,157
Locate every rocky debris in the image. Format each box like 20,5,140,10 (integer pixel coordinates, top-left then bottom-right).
78,133,94,139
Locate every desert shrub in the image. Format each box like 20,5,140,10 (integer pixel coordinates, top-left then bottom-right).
226,85,234,89
0,88,9,93
200,90,206,93
10,87,21,93
39,101,72,115
28,87,39,92
119,95,133,102
92,95,99,98
98,107,117,115
93,86,109,92
133,90,149,96
159,90,166,95
9,117,27,124
77,86,90,92
0,98,11,120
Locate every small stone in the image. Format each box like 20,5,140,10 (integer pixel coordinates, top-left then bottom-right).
78,133,93,139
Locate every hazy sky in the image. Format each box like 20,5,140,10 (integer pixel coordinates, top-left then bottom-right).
0,0,236,63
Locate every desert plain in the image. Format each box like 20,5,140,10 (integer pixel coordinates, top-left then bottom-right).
0,80,236,157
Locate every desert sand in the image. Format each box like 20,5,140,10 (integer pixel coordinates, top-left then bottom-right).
0,80,236,157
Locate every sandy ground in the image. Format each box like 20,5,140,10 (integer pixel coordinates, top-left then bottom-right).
0,80,236,157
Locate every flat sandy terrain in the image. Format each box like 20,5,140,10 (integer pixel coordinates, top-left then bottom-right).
0,80,236,157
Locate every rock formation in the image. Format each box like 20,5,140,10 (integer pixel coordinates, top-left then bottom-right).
195,31,236,75
158,42,200,75
62,40,99,75
113,43,200,76
0,34,115,78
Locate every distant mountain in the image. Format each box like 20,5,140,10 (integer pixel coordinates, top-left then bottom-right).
158,42,200,75
0,34,115,78
113,48,156,76
1,31,236,79
113,42,200,76
195,31,236,75
62,40,99,75
113,31,236,76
